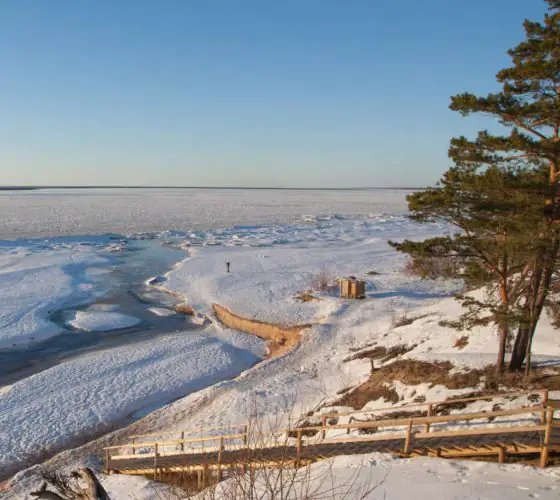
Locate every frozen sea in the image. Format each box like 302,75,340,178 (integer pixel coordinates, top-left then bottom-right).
0,187,410,239
0,187,419,478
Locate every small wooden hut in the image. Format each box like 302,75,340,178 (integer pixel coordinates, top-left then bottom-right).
339,278,366,299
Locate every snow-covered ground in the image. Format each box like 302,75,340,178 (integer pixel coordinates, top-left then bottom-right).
0,327,264,478
2,189,559,498
184,453,560,500
64,310,141,332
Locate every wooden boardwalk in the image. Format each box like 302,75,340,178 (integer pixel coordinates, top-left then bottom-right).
104,390,560,480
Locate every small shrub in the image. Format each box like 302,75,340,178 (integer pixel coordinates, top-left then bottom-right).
294,292,320,302
454,335,469,350
403,255,460,279
392,314,415,328
311,269,335,292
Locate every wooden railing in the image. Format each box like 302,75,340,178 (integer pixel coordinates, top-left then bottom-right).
104,389,558,473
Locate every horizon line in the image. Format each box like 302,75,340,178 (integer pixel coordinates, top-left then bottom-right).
0,185,423,191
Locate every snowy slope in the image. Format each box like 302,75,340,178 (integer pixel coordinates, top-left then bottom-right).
2,197,560,498
190,453,560,500
161,214,451,325
0,328,263,478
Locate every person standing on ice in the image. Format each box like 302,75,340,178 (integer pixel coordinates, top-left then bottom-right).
226,261,230,273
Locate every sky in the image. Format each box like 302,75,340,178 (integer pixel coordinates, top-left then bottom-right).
0,0,550,188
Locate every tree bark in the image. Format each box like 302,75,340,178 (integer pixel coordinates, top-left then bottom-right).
496,322,508,376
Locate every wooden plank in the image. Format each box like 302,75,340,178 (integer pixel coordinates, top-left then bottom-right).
415,424,546,440
130,422,249,440
322,432,407,445
303,405,545,434
105,432,247,452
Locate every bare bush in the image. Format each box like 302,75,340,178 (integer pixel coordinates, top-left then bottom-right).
453,335,469,350
310,269,335,293
148,401,383,499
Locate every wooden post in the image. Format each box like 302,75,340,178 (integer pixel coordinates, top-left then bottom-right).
321,416,327,440
498,447,505,464
425,404,433,433
180,431,185,452
243,424,249,447
540,408,554,468
541,390,549,424
154,443,159,481
202,464,208,488
132,437,136,455
217,437,224,481
404,419,413,455
105,449,111,474
296,429,303,467
197,469,202,489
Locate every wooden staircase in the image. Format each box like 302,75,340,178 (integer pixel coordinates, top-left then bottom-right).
103,390,560,483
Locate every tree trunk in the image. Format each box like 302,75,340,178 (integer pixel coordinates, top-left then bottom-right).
496,322,508,376
509,321,531,371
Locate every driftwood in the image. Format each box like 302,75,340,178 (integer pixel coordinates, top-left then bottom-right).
74,469,111,500
30,468,111,500
30,482,65,500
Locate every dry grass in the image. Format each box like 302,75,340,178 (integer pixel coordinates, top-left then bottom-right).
391,313,432,329
345,346,388,362
337,383,400,410
334,358,560,410
310,269,335,292
344,343,417,363
454,335,469,350
384,344,418,362
294,292,321,303
358,410,427,434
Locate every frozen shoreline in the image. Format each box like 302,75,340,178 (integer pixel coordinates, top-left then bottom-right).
3,191,559,498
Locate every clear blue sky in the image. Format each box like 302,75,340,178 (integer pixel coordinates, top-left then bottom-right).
0,0,548,188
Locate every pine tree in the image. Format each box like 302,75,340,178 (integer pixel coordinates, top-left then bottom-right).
447,1,560,374
393,1,560,375
390,165,544,375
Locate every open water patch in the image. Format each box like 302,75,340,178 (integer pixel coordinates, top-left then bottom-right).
0,238,199,387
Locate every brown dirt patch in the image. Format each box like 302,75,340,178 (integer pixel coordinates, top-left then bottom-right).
212,304,311,358
294,292,321,303
358,410,427,434
333,358,560,410
337,383,399,410
175,304,195,315
384,344,418,362
345,344,417,363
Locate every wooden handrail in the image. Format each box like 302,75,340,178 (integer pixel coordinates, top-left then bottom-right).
317,389,548,419
104,432,248,451
287,404,546,434
104,392,556,471
130,422,249,440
